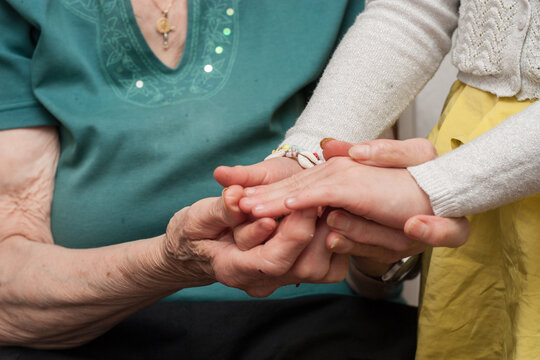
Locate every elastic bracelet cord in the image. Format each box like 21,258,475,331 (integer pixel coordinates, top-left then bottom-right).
265,144,322,169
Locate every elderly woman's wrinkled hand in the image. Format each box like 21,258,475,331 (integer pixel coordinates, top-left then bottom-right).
162,185,347,297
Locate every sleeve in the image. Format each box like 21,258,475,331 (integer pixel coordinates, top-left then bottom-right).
0,2,57,130
408,103,540,217
282,0,459,153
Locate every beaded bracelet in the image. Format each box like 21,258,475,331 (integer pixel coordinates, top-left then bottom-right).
265,144,322,169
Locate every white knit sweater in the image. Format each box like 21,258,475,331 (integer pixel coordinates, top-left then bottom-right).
283,0,540,217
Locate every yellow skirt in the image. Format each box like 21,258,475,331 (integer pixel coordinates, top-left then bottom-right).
416,81,540,360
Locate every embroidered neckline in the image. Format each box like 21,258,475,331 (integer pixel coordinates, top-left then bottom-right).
61,0,239,106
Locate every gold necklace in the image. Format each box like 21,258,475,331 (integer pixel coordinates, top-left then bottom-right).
151,0,176,49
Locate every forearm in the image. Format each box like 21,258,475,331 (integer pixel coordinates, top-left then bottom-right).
284,0,459,152
409,103,540,217
0,234,206,349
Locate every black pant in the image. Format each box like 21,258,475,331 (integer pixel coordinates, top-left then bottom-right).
1,295,417,360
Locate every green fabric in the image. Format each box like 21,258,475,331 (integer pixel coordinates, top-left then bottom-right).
0,0,365,301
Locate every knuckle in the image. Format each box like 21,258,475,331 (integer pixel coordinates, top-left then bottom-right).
293,263,327,282
166,207,189,238
291,265,309,281
260,258,290,277
328,156,352,170
286,226,315,244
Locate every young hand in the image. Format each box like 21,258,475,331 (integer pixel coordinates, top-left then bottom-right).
239,156,433,229
322,138,469,248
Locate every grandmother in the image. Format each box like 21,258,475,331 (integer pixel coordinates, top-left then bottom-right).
0,0,468,358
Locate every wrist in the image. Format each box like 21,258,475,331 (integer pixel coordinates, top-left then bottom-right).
265,144,322,169
350,254,421,285
404,170,434,216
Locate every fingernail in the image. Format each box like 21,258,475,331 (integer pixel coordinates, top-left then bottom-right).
327,212,348,231
222,187,229,196
329,236,341,249
253,204,265,213
320,137,335,148
349,144,370,160
245,188,256,195
406,219,428,240
285,197,297,208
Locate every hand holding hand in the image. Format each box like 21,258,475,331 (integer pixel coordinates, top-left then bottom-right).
322,138,469,249
162,186,347,297
239,156,433,229
319,138,470,287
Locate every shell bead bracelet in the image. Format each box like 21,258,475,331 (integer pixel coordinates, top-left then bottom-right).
265,144,321,169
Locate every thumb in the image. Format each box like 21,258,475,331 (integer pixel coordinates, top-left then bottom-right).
214,164,269,187
404,215,470,248
214,157,302,187
183,185,247,240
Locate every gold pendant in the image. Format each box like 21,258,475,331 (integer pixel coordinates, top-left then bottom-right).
155,10,175,49
156,16,171,34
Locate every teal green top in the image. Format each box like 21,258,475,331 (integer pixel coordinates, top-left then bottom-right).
0,0,364,301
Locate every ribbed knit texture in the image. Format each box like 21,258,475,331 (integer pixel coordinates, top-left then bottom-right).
409,102,540,216
283,0,540,216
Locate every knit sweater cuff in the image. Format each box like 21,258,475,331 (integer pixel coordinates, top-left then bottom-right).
407,162,461,217
281,134,323,160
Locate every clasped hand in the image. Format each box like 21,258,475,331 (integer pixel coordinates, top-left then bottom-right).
164,139,469,298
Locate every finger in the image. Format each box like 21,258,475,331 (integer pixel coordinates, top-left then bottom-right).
348,138,438,167
404,215,470,248
327,232,422,264
233,218,276,251
288,215,334,282
282,252,349,286
198,237,279,295
326,210,417,252
181,186,247,240
251,208,318,277
200,209,318,285
282,187,350,217
241,159,347,217
321,139,353,160
214,158,302,188
318,253,349,283
214,165,268,188
221,185,249,226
